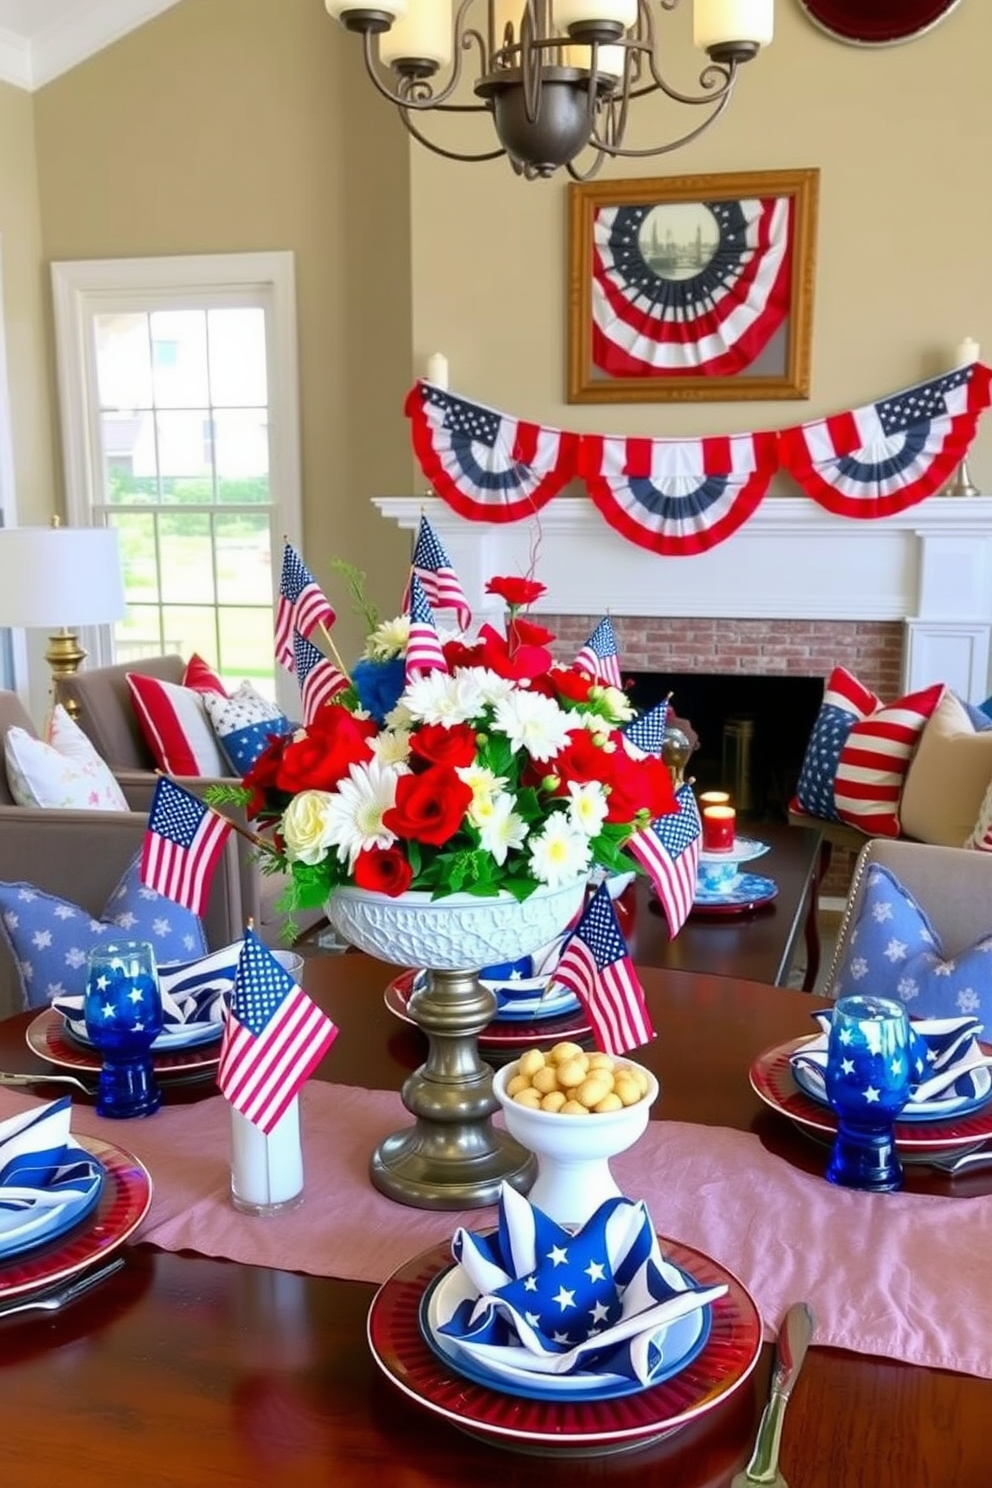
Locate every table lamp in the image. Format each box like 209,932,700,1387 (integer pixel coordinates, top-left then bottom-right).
0,518,126,716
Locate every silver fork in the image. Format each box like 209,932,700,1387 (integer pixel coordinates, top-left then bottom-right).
0,1256,126,1322
0,1071,96,1095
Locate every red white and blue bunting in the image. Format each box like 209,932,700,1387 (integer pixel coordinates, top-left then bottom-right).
404,364,990,555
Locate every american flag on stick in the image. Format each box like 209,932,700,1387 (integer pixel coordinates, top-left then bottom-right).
406,572,449,681
622,699,669,757
140,777,234,916
574,616,622,689
217,929,338,1133
553,883,653,1057
275,542,336,673
293,629,348,724
406,515,472,630
626,783,702,938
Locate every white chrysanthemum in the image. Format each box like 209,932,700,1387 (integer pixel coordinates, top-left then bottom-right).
528,815,591,888
322,757,400,871
590,684,636,723
566,779,609,837
402,669,485,725
384,699,415,730
476,792,529,866
464,667,519,708
364,615,410,661
458,765,508,822
491,690,571,762
371,727,412,767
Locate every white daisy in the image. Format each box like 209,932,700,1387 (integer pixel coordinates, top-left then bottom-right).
566,780,609,837
464,667,519,708
476,793,529,866
491,691,571,762
323,757,401,871
528,816,591,888
402,670,485,726
371,727,413,767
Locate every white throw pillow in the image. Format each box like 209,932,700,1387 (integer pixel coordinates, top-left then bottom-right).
4,705,129,810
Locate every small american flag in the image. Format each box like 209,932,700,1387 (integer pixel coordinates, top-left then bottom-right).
406,515,472,630
140,777,233,916
406,572,449,680
275,543,336,672
293,629,348,724
554,883,653,1056
217,929,338,1133
574,616,622,689
622,700,669,757
626,783,702,938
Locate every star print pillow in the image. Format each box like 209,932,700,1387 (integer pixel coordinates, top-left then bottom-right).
0,852,207,1011
203,682,294,775
794,668,944,837
831,863,992,1020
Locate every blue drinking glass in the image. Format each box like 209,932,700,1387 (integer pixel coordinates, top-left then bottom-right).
824,994,913,1192
84,940,164,1119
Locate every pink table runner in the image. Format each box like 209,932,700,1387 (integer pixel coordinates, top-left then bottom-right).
3,1083,991,1380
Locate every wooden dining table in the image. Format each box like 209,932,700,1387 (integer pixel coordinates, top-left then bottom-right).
0,951,988,1488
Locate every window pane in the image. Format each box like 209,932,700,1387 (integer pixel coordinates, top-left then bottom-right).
95,313,153,410
161,605,220,666
114,606,165,661
217,607,276,696
109,510,160,604
208,308,268,407
150,309,209,408
102,412,158,502
216,512,272,605
160,513,215,605
215,410,269,501
157,412,213,493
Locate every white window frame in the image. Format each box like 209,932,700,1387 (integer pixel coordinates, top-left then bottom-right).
50,251,302,714
0,237,26,696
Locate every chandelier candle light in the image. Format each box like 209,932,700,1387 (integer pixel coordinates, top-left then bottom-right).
323,0,774,179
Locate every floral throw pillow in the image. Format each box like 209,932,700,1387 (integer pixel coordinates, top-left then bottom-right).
831,863,992,1019
0,852,207,1010
4,706,128,811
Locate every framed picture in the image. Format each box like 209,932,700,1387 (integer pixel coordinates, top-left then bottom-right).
567,168,819,404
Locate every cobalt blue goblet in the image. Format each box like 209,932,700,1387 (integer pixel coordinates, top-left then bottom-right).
84,940,164,1119
824,994,912,1192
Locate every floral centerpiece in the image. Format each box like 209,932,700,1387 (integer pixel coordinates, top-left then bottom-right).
216,576,677,922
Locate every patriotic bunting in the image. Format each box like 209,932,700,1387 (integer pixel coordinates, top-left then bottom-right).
779,363,992,518
405,380,578,524
579,430,778,556
591,195,793,379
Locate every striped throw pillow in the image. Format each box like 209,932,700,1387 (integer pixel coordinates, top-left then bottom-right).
796,668,944,837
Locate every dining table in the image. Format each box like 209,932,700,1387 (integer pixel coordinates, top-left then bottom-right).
0,949,989,1488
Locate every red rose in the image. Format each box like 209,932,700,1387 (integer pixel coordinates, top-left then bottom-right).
442,637,486,671
354,846,413,897
486,575,547,607
382,764,474,846
476,623,553,683
275,704,376,794
605,751,677,824
549,667,596,704
241,731,296,818
549,728,611,792
410,722,478,770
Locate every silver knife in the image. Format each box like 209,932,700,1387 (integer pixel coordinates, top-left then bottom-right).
731,1300,815,1488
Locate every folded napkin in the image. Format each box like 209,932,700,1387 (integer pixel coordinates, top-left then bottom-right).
437,1184,726,1387
0,1097,103,1251
791,1011,992,1117
52,941,243,1035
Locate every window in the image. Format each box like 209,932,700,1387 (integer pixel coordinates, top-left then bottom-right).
51,253,302,710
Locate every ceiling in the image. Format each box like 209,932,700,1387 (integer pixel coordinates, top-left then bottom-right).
0,0,182,90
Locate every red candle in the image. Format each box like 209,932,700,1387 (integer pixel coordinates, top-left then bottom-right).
702,804,736,853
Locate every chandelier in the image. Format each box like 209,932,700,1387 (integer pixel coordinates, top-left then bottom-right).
323,0,773,180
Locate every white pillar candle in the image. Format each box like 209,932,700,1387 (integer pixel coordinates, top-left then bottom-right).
562,41,626,77
380,0,453,68
955,338,981,367
693,0,774,50
425,351,449,389
230,1097,304,1215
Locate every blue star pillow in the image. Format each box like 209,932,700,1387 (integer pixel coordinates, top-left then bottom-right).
203,682,294,774
0,852,207,1011
831,863,992,1020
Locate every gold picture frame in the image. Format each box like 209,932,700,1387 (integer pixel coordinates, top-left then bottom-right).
567,168,819,404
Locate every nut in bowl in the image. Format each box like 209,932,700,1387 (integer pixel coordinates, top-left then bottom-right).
493,1044,659,1228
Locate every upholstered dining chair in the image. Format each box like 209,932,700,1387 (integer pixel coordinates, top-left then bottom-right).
823,836,992,1001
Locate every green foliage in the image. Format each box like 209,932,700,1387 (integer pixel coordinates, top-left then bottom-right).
330,557,379,633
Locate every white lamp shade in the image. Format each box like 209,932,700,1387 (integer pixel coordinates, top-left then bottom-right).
693,0,774,49
0,526,126,629
380,0,453,67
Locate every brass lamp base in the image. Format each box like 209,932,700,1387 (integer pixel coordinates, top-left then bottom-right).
369,968,537,1210
45,629,87,719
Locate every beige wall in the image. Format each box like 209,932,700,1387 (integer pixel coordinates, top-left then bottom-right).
410,0,992,485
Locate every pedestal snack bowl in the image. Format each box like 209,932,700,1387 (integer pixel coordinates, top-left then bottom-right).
326,879,586,1211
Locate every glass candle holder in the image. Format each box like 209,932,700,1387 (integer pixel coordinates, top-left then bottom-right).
824,994,912,1193
230,1099,305,1217
84,940,164,1119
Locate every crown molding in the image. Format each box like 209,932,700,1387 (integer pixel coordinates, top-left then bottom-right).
0,1,182,91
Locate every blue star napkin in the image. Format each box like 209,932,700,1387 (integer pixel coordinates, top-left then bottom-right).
437,1184,726,1386
791,1010,992,1118
0,1097,104,1256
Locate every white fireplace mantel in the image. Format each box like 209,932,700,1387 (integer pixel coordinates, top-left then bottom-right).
375,495,992,701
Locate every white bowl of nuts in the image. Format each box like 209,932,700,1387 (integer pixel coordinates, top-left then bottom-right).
492,1042,659,1228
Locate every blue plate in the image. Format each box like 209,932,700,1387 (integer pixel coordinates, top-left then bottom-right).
419,1260,712,1404
693,873,778,909
790,1054,992,1124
